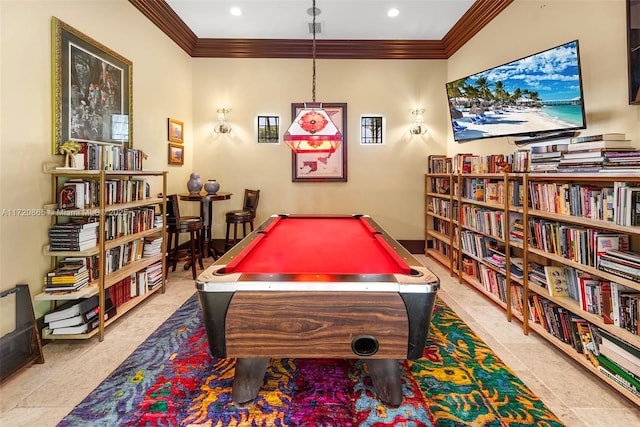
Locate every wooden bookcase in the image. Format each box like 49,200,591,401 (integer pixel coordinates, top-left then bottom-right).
425,171,640,405
36,165,167,342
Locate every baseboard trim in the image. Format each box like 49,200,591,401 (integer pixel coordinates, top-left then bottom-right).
398,240,425,255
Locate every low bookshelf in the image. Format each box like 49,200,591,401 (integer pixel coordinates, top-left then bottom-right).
425,162,640,405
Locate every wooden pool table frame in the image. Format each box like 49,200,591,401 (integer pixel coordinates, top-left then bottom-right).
196,214,440,407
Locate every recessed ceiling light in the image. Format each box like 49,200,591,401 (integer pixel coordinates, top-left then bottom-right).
230,7,242,16
387,8,400,18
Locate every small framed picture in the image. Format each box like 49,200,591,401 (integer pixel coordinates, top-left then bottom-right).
168,118,184,143
257,115,280,143
360,115,385,145
168,143,184,165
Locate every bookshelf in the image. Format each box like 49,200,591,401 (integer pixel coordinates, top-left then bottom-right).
37,163,167,342
425,168,640,405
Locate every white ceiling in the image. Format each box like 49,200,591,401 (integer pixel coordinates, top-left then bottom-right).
165,0,476,40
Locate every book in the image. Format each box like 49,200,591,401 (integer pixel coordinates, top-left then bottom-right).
48,234,97,245
602,249,640,264
50,220,99,229
531,152,564,160
567,140,632,152
49,299,116,335
598,340,640,377
46,264,88,277
599,328,640,359
575,320,599,367
43,278,90,293
594,233,629,268
599,259,640,278
596,354,640,394
529,141,570,154
597,365,640,397
544,266,569,297
49,240,98,251
43,295,100,323
58,182,86,209
601,282,614,324
48,228,97,238
44,272,89,285
570,133,626,143
603,150,640,158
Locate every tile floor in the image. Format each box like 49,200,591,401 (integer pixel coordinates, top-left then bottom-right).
1,256,639,426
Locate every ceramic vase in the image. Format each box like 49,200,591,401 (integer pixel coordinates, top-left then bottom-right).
187,173,203,194
204,180,220,195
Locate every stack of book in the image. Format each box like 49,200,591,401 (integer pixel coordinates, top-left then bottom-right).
44,296,116,335
557,133,634,173
142,236,163,257
48,221,99,251
57,255,100,282
600,150,640,173
145,261,164,290
528,140,570,172
153,214,164,229
43,262,90,293
598,249,640,283
596,328,640,396
527,263,548,289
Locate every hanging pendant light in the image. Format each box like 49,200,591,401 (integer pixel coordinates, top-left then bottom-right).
284,0,341,154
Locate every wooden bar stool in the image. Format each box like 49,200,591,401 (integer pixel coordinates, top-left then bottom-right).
166,194,204,279
224,189,260,252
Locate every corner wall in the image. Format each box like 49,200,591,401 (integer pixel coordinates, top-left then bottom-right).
446,0,640,156
0,0,193,319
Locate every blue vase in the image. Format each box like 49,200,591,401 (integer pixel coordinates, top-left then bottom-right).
187,173,203,194
204,180,220,195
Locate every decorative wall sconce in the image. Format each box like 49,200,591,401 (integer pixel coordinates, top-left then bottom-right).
409,109,428,135
213,108,232,134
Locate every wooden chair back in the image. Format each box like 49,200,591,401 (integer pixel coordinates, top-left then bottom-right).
243,189,260,217
165,194,182,225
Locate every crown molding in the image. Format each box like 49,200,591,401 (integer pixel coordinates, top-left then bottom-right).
129,0,512,59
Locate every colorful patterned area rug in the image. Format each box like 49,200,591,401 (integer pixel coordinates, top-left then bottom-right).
58,294,564,426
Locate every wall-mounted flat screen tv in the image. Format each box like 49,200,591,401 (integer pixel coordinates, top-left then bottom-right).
446,40,587,143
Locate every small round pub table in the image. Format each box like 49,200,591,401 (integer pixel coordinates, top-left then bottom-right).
179,191,232,259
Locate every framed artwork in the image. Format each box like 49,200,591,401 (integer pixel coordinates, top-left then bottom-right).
51,17,132,154
257,115,280,143
628,0,640,104
168,143,184,165
360,115,385,145
168,118,184,143
291,103,347,182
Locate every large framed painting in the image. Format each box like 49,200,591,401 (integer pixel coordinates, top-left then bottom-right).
291,103,347,182
629,0,640,104
51,17,133,154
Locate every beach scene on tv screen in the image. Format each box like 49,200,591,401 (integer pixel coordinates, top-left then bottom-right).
447,40,585,142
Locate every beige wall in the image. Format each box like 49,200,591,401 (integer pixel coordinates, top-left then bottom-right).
447,0,640,156
190,58,447,240
0,0,193,320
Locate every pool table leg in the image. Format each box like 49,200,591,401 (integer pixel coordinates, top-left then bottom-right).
366,359,403,407
232,357,270,406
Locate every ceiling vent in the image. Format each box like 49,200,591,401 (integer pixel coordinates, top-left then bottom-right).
308,22,322,34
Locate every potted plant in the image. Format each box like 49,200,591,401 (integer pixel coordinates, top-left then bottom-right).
58,140,82,169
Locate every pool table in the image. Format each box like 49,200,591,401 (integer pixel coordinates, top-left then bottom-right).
195,214,439,407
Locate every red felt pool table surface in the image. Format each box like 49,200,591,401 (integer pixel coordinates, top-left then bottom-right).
224,215,411,275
